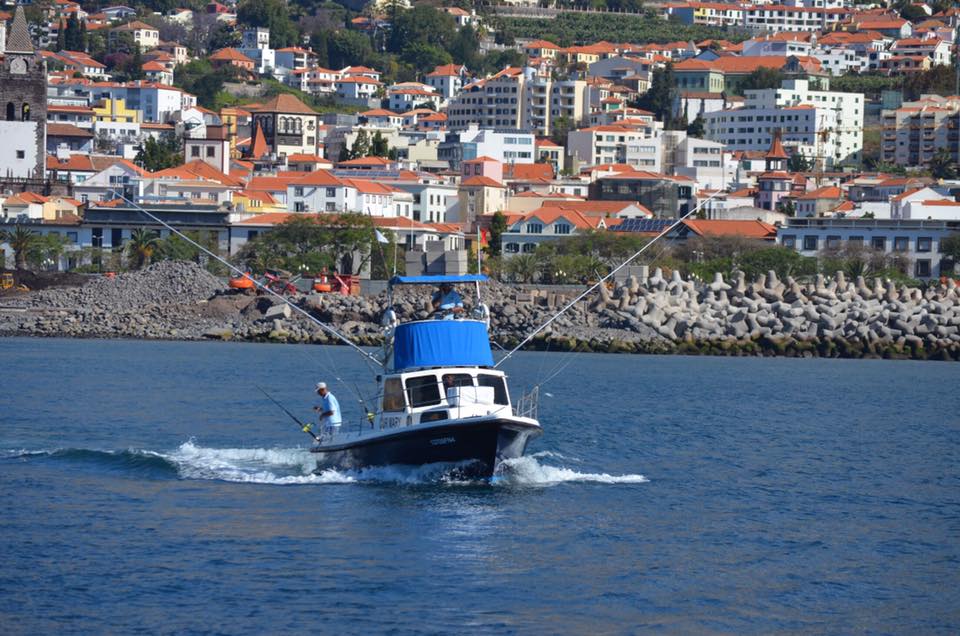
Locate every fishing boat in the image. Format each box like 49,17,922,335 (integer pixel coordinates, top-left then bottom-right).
309,275,542,478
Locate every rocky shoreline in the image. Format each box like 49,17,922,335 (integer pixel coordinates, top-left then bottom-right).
2,261,959,361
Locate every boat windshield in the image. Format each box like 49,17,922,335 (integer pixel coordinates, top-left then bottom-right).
477,373,509,406
406,375,442,408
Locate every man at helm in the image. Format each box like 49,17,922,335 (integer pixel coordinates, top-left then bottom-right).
431,282,464,318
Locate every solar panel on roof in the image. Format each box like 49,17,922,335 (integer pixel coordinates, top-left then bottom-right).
613,218,673,233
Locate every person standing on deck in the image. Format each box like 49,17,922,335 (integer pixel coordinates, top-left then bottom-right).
431,283,464,318
313,382,341,439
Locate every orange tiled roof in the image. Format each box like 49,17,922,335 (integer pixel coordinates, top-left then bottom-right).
682,219,777,239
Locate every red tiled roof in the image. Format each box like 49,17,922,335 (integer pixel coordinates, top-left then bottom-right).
682,220,777,239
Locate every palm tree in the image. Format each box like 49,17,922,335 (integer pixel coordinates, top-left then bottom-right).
125,228,160,269
506,253,539,283
1,225,38,270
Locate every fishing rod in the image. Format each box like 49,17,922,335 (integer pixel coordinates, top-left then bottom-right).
107,189,385,368
494,189,727,368
256,385,321,442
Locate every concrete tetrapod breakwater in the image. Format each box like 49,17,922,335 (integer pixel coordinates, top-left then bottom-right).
1,262,959,361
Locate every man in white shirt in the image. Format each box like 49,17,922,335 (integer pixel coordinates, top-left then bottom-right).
313,382,341,439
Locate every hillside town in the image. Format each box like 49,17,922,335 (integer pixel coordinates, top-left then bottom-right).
1,0,959,285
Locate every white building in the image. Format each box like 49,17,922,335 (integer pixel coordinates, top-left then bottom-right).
741,5,851,33
703,78,863,167
287,170,414,218
437,124,536,169
567,123,663,171
778,217,960,279
239,27,275,75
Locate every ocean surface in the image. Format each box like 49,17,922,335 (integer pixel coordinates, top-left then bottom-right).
1,337,958,635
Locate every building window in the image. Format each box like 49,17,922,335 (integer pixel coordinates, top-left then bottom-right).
554,223,571,235
871,236,886,251
16,150,24,159
294,187,304,197
206,146,215,157
521,243,536,253
781,235,796,248
894,236,909,251
915,259,931,278
505,242,519,253
326,188,336,197
191,146,200,157
825,235,841,249
803,235,818,251
917,237,932,253
848,236,863,247
527,223,543,234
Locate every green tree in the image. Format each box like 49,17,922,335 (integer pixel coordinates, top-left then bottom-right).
548,115,575,146
349,129,371,159
487,211,507,257
738,67,784,93
370,131,389,158
940,233,960,274
929,148,958,180
309,29,330,68
135,133,183,172
449,24,481,69
1,226,38,270
788,152,812,172
129,44,144,81
686,114,705,138
64,13,83,51
401,42,452,75
234,213,377,275
388,5,457,55
899,4,928,21
27,234,72,270
738,246,816,280
327,30,374,69
505,253,539,283
635,63,676,125
125,228,160,269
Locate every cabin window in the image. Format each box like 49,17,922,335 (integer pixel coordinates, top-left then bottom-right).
405,375,441,408
382,378,405,411
477,374,509,406
441,373,473,399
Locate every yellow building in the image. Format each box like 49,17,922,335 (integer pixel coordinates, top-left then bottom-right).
93,98,141,123
220,106,251,159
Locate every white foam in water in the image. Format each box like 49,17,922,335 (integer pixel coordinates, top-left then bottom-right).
496,456,648,486
152,441,648,487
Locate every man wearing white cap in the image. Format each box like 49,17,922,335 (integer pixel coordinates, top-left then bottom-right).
313,382,341,439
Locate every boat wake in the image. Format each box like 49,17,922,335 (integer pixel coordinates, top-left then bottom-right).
4,442,647,487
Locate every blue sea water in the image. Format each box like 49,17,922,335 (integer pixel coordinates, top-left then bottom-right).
1,337,959,635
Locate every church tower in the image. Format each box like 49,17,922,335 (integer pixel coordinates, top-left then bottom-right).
0,7,47,179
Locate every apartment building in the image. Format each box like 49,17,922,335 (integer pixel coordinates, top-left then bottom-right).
437,124,535,169
741,5,851,33
703,79,863,167
446,67,590,137
566,122,663,171
881,94,960,167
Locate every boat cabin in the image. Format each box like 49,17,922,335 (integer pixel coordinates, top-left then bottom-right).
377,368,511,430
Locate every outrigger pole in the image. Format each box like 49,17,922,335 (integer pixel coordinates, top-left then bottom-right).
494,190,727,368
108,189,385,367
256,385,321,442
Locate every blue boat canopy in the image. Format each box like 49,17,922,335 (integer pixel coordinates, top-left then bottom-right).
389,274,488,285
393,320,494,371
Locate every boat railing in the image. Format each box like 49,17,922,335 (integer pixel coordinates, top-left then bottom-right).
513,385,539,421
